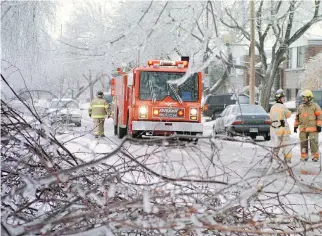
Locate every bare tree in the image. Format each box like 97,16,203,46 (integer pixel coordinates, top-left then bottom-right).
1,1,57,92
219,0,321,110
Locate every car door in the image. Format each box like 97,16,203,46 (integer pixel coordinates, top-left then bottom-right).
222,106,234,129
215,106,229,133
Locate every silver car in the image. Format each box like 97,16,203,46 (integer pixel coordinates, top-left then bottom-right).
213,104,271,140
46,98,82,127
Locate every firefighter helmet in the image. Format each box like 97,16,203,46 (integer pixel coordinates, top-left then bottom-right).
96,91,103,97
275,89,285,101
301,90,313,98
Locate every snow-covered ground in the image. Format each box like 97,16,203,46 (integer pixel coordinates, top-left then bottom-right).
58,107,322,208
8,101,321,234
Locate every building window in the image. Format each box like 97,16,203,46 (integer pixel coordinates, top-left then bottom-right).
287,48,292,68
286,88,291,101
297,46,306,68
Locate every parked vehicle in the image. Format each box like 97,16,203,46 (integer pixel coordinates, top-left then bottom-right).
46,98,82,127
296,89,322,108
111,58,203,139
212,104,271,140
202,93,257,120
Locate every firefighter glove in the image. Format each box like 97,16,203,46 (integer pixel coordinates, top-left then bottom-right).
317,126,321,133
294,127,298,133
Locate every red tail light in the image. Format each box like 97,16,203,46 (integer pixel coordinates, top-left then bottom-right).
264,120,271,125
232,119,243,125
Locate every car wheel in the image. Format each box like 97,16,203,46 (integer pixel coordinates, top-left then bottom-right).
225,128,232,137
264,133,271,141
75,122,81,127
114,125,118,136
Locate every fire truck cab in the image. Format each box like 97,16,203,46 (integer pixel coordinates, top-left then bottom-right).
111,58,203,139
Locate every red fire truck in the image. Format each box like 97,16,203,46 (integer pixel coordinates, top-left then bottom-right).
111,58,203,140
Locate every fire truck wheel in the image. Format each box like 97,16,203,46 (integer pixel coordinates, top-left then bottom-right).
118,126,127,139
126,118,131,138
114,125,118,135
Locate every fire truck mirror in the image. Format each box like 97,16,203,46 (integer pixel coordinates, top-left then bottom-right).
128,73,133,86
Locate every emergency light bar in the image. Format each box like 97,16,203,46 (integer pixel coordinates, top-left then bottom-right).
147,60,188,68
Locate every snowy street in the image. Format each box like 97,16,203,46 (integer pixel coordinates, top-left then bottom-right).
55,107,322,221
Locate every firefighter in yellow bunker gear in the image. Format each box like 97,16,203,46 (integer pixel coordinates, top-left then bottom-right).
270,89,292,163
294,90,322,162
88,91,109,138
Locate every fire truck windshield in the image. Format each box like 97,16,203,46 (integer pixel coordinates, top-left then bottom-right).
139,72,198,102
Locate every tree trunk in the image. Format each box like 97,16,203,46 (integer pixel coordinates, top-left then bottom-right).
260,61,279,111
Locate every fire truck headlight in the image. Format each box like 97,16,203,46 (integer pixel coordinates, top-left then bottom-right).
190,108,198,115
139,106,148,118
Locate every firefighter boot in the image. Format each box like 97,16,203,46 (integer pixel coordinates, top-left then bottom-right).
300,157,309,162
312,153,320,162
300,155,309,162
312,157,319,162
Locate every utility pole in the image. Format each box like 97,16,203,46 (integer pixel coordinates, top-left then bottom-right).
249,0,255,104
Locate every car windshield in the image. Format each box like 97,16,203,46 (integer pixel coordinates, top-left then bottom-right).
207,94,250,105
139,71,198,101
237,95,250,104
50,101,78,109
238,105,266,114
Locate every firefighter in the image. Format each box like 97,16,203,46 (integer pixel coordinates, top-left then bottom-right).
294,90,322,162
88,91,109,138
270,89,293,163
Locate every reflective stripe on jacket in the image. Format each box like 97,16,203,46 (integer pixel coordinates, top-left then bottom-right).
88,98,108,118
270,103,291,136
294,102,322,132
